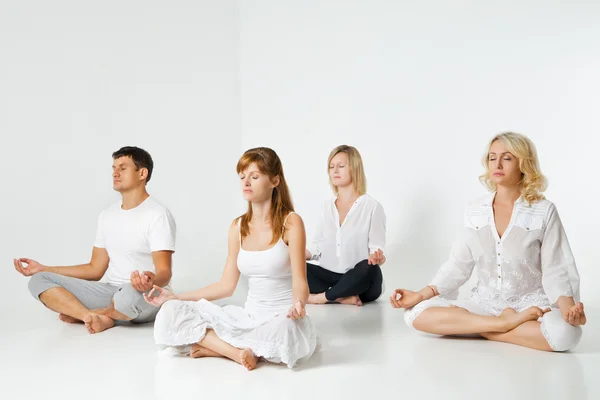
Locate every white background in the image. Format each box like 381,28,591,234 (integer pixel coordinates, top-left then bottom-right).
2,0,599,312
240,0,600,302
0,0,242,311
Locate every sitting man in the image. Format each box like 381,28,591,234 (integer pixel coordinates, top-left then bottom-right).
14,146,176,334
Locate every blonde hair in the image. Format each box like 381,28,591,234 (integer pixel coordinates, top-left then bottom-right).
327,145,367,195
479,132,547,204
236,147,294,244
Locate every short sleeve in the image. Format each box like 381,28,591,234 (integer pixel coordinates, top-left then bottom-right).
93,212,106,248
148,210,177,252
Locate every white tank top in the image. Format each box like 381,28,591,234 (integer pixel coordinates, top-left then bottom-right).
237,213,294,314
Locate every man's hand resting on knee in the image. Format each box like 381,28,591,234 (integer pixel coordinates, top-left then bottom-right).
14,258,46,276
130,270,155,292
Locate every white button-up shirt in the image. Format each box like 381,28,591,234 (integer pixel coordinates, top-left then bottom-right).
308,194,386,274
431,193,580,312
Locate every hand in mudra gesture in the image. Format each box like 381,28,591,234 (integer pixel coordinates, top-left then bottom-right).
287,300,306,320
143,285,177,307
389,289,423,309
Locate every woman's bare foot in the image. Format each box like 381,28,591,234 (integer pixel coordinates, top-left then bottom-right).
238,348,258,371
308,293,328,304
190,344,221,358
497,307,547,332
59,314,82,324
337,295,363,306
83,313,115,334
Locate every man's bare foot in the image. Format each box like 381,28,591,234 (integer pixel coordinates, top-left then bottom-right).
190,344,221,358
83,313,115,334
59,314,82,324
497,307,547,332
238,348,258,371
308,293,327,304
337,295,362,306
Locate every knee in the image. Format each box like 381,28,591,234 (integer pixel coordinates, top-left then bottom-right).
403,307,420,329
154,300,184,330
541,312,583,352
156,299,180,319
28,272,56,299
403,298,444,331
351,260,372,278
112,284,146,320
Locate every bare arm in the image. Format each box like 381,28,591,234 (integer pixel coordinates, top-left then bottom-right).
389,285,439,309
175,222,241,302
285,213,309,305
15,247,109,281
151,250,173,287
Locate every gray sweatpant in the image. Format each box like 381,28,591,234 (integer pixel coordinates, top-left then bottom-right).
28,272,161,323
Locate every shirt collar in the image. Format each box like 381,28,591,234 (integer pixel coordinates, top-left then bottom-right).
481,191,529,207
332,194,365,205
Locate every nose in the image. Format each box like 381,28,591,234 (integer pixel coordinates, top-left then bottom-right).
497,159,503,170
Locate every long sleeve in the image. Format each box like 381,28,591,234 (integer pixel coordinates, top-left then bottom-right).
430,230,475,299
368,202,386,254
541,203,580,305
307,204,325,261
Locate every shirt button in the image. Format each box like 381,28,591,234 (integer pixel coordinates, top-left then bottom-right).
497,253,500,256
497,242,500,245
476,226,479,229
497,264,500,267
498,275,501,278
526,227,529,231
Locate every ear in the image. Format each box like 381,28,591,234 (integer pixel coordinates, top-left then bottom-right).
272,175,281,188
139,168,148,181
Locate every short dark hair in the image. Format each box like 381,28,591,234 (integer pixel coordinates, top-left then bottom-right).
112,146,154,183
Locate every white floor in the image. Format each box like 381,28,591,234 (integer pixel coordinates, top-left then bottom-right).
2,300,599,400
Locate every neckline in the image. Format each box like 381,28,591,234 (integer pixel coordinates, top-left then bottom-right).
120,196,151,212
489,193,519,241
240,237,288,253
333,194,365,227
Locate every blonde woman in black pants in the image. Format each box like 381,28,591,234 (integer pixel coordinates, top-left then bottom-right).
306,145,386,306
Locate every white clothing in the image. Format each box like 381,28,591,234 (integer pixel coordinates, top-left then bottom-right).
94,196,176,286
404,297,582,352
307,194,386,274
403,193,583,351
430,193,579,311
153,214,318,368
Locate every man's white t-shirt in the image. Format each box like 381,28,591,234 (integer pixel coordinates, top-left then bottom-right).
94,196,176,286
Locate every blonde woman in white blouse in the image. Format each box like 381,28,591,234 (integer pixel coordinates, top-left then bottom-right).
306,145,386,306
391,133,585,351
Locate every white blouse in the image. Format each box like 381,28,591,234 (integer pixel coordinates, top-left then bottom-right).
307,194,386,274
431,193,580,313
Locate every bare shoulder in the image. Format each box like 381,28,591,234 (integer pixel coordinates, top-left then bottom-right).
227,218,242,245
285,212,305,230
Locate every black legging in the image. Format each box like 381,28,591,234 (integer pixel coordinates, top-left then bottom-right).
306,259,383,303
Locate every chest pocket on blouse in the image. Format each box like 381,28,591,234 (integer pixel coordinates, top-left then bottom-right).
465,214,491,231
513,212,544,233
464,214,492,261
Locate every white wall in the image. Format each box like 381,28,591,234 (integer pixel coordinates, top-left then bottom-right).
2,1,599,310
0,1,241,308
240,1,600,302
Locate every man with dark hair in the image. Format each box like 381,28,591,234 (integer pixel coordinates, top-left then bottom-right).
14,146,176,334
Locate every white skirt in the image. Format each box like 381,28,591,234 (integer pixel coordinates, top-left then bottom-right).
154,299,318,368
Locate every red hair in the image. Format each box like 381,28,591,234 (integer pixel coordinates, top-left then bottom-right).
236,147,294,244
